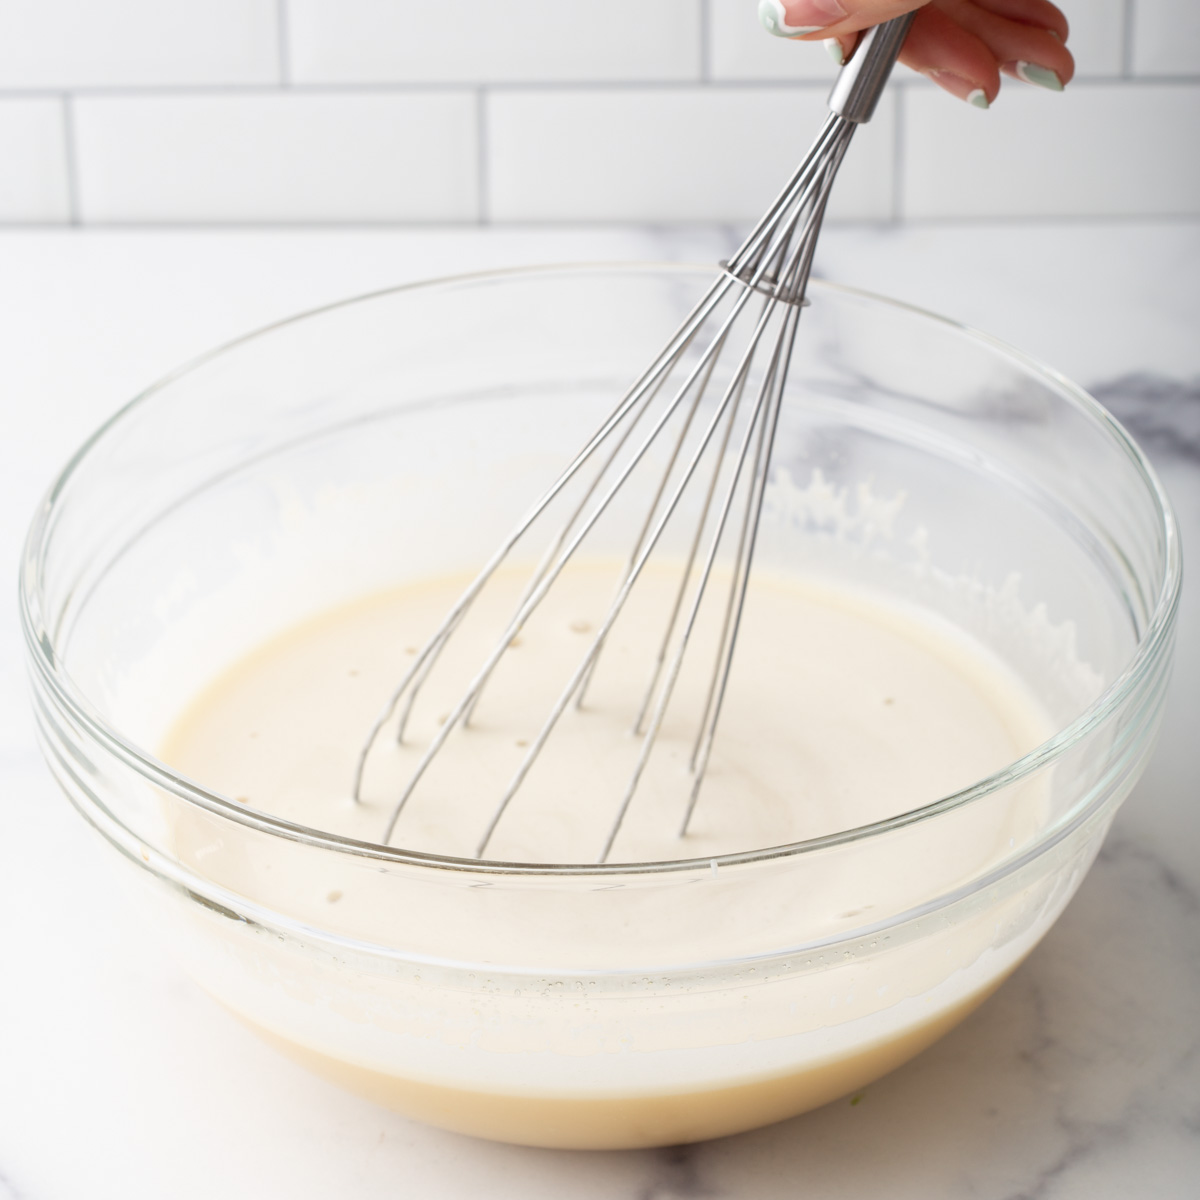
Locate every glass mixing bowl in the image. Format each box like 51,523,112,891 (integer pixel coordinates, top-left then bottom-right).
21,265,1180,1149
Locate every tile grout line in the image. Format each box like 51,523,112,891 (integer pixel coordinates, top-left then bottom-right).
2,212,1194,232
60,93,81,226
477,88,490,224
277,0,291,86
1122,0,1135,78
1,76,1198,100
891,88,905,224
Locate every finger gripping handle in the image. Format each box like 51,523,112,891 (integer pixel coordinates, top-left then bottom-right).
827,12,916,124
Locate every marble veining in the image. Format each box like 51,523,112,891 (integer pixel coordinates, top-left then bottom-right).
637,1146,715,1199
1090,373,1200,464
0,222,1196,1200
0,1170,27,1200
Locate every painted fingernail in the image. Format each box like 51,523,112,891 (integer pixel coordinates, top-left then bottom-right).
758,0,847,39
1013,61,1064,91
928,70,991,108
824,38,844,66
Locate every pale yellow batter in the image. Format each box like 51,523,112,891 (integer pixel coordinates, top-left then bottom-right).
158,561,1055,1146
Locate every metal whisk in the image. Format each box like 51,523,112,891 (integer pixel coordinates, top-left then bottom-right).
354,16,914,862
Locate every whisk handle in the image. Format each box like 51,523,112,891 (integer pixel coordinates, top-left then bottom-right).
827,12,916,124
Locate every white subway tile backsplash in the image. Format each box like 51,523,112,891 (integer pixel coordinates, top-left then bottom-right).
73,92,478,223
1132,0,1200,76
0,100,70,221
0,1,1193,226
1055,0,1125,77
707,0,838,82
487,87,893,223
0,1,279,89
288,0,701,84
903,82,1200,218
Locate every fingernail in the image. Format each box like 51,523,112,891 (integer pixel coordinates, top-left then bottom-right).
824,38,844,66
1013,61,1064,91
758,0,846,39
928,70,991,108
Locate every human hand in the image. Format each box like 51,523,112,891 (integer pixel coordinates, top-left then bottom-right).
759,0,1074,108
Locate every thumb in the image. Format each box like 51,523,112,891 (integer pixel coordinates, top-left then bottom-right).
758,0,925,39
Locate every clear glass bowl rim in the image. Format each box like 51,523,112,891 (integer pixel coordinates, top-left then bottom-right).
20,262,1183,879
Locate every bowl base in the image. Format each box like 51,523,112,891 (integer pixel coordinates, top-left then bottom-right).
239,978,1008,1149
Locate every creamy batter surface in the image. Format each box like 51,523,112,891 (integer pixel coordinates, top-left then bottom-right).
161,560,1051,864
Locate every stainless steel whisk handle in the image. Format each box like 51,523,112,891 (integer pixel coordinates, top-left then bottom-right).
827,12,916,124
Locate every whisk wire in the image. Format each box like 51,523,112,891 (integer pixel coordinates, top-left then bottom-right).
473,147,847,860
376,121,855,850
462,362,678,728
352,272,737,799
627,330,753,736
381,263,780,842
598,280,806,862
357,15,914,858
683,144,849,833
613,162,841,856
356,116,857,802
473,272,799,859
575,318,741,716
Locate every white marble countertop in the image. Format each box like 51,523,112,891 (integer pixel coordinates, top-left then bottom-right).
2,221,1198,1200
